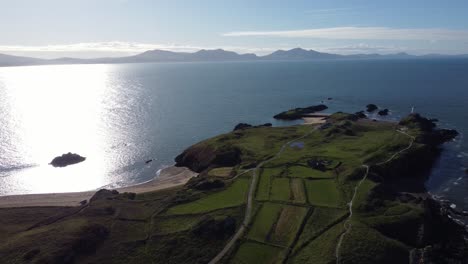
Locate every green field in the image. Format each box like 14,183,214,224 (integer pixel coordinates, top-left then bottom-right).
208,167,233,178
338,223,409,264
290,178,307,204
269,205,308,246
288,165,336,179
231,241,285,264
248,202,283,242
304,179,341,207
166,178,250,215
290,220,345,264
255,168,283,201
294,207,347,253
270,178,291,201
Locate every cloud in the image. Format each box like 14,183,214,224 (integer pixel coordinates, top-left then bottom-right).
0,42,282,58
320,43,407,54
0,42,205,53
222,27,468,41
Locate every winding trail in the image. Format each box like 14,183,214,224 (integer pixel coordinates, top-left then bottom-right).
209,127,318,264
335,130,415,264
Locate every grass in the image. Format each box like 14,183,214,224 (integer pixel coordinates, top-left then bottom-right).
247,202,283,243
256,168,282,201
166,178,250,215
270,178,291,201
208,167,233,177
293,207,347,254
231,241,284,264
270,205,308,246
338,223,409,264
290,220,345,264
288,165,334,179
256,171,271,201
290,178,307,204
304,179,341,207
152,215,203,235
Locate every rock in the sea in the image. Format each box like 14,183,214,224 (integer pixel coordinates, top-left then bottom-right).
366,104,378,112
49,152,86,167
274,104,328,120
378,109,389,116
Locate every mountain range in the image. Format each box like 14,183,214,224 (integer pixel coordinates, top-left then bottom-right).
1,48,467,67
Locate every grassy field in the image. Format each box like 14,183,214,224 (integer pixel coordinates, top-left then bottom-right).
270,205,308,246
208,167,233,178
231,241,285,264
270,178,291,201
256,172,271,201
338,223,409,264
293,207,347,254
290,178,307,204
304,179,341,207
166,178,250,215
256,168,283,201
288,165,334,179
289,221,345,264
247,202,283,243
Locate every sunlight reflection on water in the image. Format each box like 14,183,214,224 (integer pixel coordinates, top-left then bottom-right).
0,64,126,194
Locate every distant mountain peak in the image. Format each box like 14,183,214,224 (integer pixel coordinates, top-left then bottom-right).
1,48,467,67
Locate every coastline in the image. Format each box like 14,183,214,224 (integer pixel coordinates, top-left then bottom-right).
0,166,197,208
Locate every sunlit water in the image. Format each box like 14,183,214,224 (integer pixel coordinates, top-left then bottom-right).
0,60,467,215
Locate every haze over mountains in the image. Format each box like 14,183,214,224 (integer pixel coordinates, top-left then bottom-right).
1,48,467,67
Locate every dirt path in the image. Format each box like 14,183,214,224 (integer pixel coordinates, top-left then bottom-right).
335,130,415,263
209,127,318,264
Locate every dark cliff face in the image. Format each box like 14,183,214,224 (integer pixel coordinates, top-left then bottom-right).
175,145,241,173
399,113,458,145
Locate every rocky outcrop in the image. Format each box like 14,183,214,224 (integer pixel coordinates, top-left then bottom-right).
378,109,389,116
49,152,86,167
366,104,378,112
233,123,272,131
399,113,458,145
273,104,328,120
175,145,241,173
233,123,252,131
355,111,367,119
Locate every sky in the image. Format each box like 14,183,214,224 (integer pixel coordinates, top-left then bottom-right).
1,0,468,58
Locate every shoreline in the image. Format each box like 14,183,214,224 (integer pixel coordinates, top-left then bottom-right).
0,166,197,208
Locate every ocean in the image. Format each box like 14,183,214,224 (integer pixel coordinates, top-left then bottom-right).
0,59,467,213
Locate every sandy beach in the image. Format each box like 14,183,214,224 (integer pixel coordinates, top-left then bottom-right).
302,113,330,125
0,166,197,208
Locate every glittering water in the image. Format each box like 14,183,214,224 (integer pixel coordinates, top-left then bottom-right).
0,60,467,213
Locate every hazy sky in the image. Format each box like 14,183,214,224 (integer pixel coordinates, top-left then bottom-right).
1,0,468,58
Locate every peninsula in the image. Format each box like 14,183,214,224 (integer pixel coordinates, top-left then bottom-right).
0,110,466,264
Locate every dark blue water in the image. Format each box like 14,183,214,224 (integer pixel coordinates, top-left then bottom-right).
0,59,467,215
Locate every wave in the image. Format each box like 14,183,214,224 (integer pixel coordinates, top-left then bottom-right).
0,164,38,176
